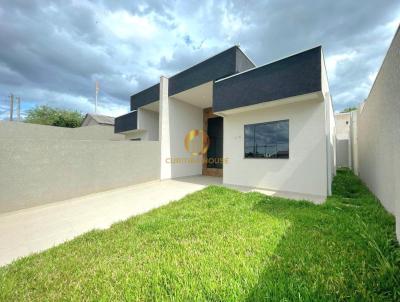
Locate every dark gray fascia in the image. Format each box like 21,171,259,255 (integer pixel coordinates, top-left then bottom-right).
114,111,137,133
130,46,256,110
213,46,322,112
130,84,159,111
168,46,238,96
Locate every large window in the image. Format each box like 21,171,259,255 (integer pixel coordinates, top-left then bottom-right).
244,120,289,159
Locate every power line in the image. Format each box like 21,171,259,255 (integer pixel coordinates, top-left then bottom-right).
9,94,14,121
16,96,21,121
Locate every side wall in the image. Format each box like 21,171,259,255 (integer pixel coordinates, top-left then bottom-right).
350,111,358,175
321,50,336,195
223,98,328,201
357,27,400,241
159,76,203,179
138,108,159,141
0,139,160,213
336,139,349,167
168,97,203,178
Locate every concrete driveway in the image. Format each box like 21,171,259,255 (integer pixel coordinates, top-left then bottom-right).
0,176,221,266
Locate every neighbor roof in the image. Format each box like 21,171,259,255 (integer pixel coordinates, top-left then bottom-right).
83,114,115,125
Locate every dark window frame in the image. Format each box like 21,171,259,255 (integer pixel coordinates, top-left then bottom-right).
244,119,289,159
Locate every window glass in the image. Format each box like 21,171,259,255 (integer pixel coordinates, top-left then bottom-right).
244,120,289,159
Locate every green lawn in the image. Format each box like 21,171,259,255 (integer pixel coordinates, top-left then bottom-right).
0,170,399,301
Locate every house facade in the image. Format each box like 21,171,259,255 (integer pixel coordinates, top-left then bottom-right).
115,46,336,203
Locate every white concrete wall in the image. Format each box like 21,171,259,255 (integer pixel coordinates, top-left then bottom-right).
168,97,203,178
0,121,124,141
159,76,172,180
0,138,160,213
335,113,351,168
138,108,159,141
159,77,203,179
350,111,359,175
335,113,351,140
322,50,336,195
223,98,328,201
336,139,349,167
357,27,400,241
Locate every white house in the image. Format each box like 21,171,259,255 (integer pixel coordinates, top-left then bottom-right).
115,46,336,203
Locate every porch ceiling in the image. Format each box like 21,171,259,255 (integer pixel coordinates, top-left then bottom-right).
171,81,213,109
142,100,159,112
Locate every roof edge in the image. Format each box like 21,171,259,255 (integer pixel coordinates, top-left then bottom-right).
216,45,322,83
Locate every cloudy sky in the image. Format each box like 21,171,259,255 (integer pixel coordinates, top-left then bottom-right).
0,0,399,119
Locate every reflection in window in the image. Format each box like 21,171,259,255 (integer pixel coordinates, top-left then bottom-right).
244,120,289,158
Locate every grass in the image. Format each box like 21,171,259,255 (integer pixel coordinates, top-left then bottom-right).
0,169,399,301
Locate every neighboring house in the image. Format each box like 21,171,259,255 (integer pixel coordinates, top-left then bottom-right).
115,46,336,202
82,113,115,127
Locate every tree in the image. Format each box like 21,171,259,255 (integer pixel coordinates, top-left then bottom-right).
341,106,357,113
24,105,84,128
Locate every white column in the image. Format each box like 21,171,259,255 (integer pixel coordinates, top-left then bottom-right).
159,76,171,180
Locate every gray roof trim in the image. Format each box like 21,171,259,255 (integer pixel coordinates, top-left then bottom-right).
168,46,238,96
114,110,137,133
213,46,322,112
130,84,159,111
169,46,238,79
130,45,256,109
216,45,322,83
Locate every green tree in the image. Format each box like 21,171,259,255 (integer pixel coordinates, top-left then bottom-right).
25,105,84,128
341,106,357,113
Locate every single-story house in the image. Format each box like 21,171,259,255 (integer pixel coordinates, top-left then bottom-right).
115,46,336,202
82,113,115,127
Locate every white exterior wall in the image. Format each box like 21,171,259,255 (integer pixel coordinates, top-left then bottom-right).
357,27,400,241
168,98,203,178
223,98,328,202
350,111,358,175
138,108,159,141
159,76,203,179
335,113,351,168
335,113,351,140
336,139,349,167
159,76,172,179
322,50,336,195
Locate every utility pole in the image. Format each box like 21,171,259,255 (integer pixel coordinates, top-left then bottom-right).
95,80,99,113
16,96,21,121
9,94,14,121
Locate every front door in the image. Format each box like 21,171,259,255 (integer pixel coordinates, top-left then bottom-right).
202,108,223,177
207,117,223,169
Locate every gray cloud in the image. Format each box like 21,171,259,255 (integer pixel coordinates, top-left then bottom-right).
0,0,399,119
